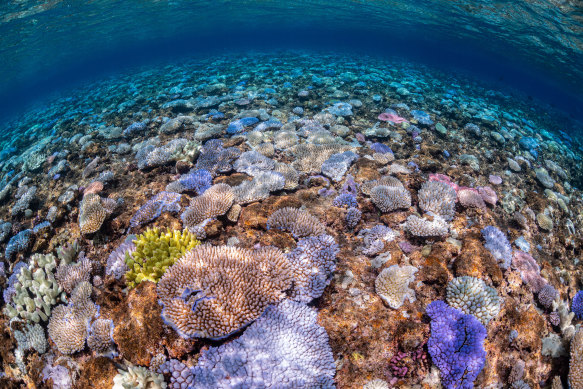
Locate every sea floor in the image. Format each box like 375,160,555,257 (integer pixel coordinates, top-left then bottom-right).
0,51,582,389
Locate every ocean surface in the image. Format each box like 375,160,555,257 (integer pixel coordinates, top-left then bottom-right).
1,1,583,389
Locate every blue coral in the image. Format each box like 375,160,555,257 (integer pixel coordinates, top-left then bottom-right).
129,191,181,228
333,193,357,208
166,169,212,195
573,291,583,319
345,207,361,229
5,229,33,259
426,301,487,389
227,117,259,134
370,142,393,154
481,226,512,269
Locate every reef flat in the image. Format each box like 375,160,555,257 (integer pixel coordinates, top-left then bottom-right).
0,52,582,389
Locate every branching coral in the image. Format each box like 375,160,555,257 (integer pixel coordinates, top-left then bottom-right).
375,264,418,309
231,171,285,204
180,183,234,232
405,214,449,237
129,191,181,228
370,185,411,212
125,227,200,288
446,276,500,325
267,207,326,238
157,245,293,339
78,193,117,234
482,226,512,269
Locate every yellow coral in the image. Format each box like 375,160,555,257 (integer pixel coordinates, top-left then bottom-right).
125,227,200,288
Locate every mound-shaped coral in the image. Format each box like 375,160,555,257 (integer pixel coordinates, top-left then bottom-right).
79,193,117,234
157,245,293,339
191,299,335,388
418,180,457,221
375,264,418,309
125,227,200,288
370,185,411,212
446,276,500,325
267,207,326,238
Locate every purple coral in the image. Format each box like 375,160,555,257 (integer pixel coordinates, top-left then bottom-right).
333,193,357,208
166,169,212,195
426,301,487,389
370,142,393,154
129,191,181,228
573,291,583,319
481,226,512,269
512,250,547,293
345,207,361,229
190,299,335,388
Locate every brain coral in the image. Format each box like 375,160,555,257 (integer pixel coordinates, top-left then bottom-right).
405,214,449,237
418,180,457,221
426,300,487,389
370,185,411,212
129,191,182,228
570,328,583,389
287,234,339,303
181,183,234,231
190,299,335,388
78,193,117,234
375,264,418,309
125,227,200,289
446,276,500,325
157,245,293,339
482,226,512,269
267,207,326,238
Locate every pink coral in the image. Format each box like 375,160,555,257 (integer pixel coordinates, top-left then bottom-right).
512,250,547,293
378,113,408,123
478,186,498,206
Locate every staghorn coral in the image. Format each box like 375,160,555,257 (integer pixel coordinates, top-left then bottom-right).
418,180,457,221
370,185,411,212
113,365,166,389
333,193,358,208
125,227,200,288
87,318,115,355
482,226,512,269
512,250,547,293
3,253,66,323
446,276,500,325
267,207,326,238
287,234,339,303
78,193,117,234
191,299,335,388
194,138,241,176
157,245,293,339
165,169,212,195
570,328,583,389
405,214,449,237
231,171,285,204
181,183,234,232
106,237,136,279
375,264,418,309
129,191,181,228
426,300,487,389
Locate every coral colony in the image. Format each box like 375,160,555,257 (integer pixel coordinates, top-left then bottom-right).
0,52,582,388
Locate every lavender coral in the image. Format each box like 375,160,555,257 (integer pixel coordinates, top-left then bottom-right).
129,191,181,228
426,300,487,389
105,237,136,279
345,206,362,229
165,169,212,195
157,245,293,339
5,229,33,259
418,180,457,221
573,291,583,319
512,250,547,293
481,226,512,269
358,224,398,256
333,193,358,208
190,299,335,388
267,207,326,238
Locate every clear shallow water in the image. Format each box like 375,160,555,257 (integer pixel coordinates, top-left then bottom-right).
0,0,583,122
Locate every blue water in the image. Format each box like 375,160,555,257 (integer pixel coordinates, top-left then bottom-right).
1,0,583,123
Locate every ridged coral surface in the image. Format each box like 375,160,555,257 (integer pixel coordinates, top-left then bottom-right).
180,183,234,229
375,264,418,309
157,245,293,339
446,276,500,325
267,207,326,237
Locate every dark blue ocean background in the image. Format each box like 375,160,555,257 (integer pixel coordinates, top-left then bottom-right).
1,0,582,124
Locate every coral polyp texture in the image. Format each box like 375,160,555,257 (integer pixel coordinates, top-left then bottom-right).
267,207,326,238
124,227,200,288
375,264,418,309
405,214,449,237
78,193,117,234
129,191,182,228
418,180,457,221
426,301,487,389
87,318,115,355
370,185,411,212
573,291,583,319
190,299,335,388
157,245,293,339
446,276,500,325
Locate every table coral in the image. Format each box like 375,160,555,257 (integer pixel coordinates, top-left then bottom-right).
190,299,335,388
157,245,293,339
180,183,234,231
78,193,117,234
405,214,449,237
124,227,200,289
370,185,411,212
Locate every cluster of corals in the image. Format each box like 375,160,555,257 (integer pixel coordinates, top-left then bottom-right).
345,207,362,229
321,150,358,182
358,224,398,256
375,264,418,309
370,185,411,212
105,237,136,279
136,138,197,170
157,245,293,339
190,299,335,388
389,346,428,378
287,234,339,303
426,301,487,389
165,169,212,194
333,193,358,208
113,364,166,389
231,171,285,204
233,150,275,176
482,226,513,269
290,143,352,173
48,281,99,354
512,250,547,293
405,214,449,237
13,322,47,373
267,207,326,238
3,253,66,323
181,183,234,235
129,191,182,228
5,229,33,259
124,227,200,288
55,254,92,294
418,180,457,221
446,276,500,325
78,193,117,234
195,139,241,176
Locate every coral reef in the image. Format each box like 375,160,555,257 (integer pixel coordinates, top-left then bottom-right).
375,264,418,309
129,191,182,228
446,276,500,325
267,207,326,238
